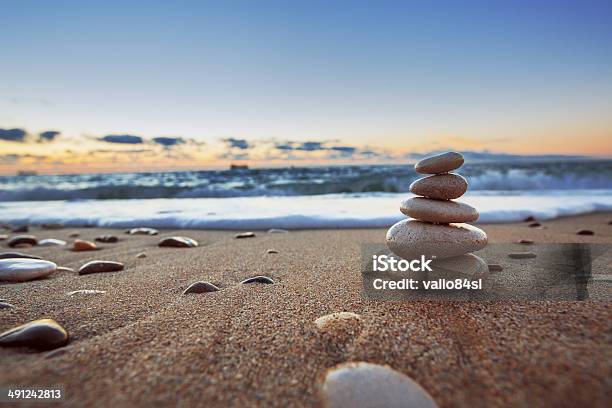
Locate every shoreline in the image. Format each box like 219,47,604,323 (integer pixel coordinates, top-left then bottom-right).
1,212,611,407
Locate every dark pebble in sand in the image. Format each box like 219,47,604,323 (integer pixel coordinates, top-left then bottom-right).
576,229,594,236
0,234,7,241
11,225,29,233
41,223,64,230
95,235,118,243
0,302,13,309
488,264,504,272
68,232,80,238
241,275,274,284
7,235,38,248
235,232,256,239
127,227,159,236
0,319,69,350
518,239,534,244
158,236,198,248
78,260,124,275
0,252,42,260
183,281,220,294
136,252,147,258
528,222,541,228
266,249,279,254
523,216,536,222
508,252,537,259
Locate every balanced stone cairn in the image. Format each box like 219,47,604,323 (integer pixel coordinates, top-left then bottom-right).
386,152,488,275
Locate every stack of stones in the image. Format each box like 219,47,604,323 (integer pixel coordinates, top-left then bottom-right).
386,152,488,274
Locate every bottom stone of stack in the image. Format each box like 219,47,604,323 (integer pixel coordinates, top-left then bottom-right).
386,219,487,260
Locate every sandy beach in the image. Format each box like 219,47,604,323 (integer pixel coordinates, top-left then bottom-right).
1,213,611,407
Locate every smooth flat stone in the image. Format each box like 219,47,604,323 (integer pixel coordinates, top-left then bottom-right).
0,252,42,260
7,235,38,248
415,151,464,175
386,220,487,260
95,235,118,243
56,266,75,273
0,319,69,350
67,289,106,296
38,238,67,247
78,261,124,275
409,173,468,200
400,197,479,223
0,258,57,282
267,229,289,233
508,252,537,259
320,362,438,408
136,252,147,258
235,232,256,238
158,236,198,248
576,229,594,235
183,281,220,294
127,227,159,235
266,249,279,254
0,302,14,309
72,240,98,251
518,239,534,245
241,276,274,284
528,222,542,228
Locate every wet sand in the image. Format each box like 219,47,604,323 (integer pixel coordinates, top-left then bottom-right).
1,213,611,407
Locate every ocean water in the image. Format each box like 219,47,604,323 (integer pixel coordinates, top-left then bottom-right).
1,160,611,229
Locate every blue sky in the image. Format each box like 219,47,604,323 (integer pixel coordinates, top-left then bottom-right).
1,0,611,172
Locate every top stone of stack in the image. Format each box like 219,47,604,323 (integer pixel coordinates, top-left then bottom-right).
415,151,464,174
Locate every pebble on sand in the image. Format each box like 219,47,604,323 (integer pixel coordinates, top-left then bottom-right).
7,235,38,248
38,238,67,247
67,289,106,296
266,249,279,254
158,236,198,248
508,252,537,259
68,232,80,238
518,239,534,245
95,235,119,243
314,312,363,340
78,261,124,275
0,319,69,350
183,281,220,294
267,229,289,234
576,229,594,236
241,276,274,284
72,239,98,251
528,222,542,228
136,252,147,258
56,266,75,273
0,258,57,282
0,302,14,309
488,264,504,272
320,362,438,408
0,252,42,260
235,232,256,238
0,234,7,241
127,227,159,235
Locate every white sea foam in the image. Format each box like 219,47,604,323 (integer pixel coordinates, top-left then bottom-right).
1,190,611,230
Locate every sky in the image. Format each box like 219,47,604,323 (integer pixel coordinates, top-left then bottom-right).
1,0,611,174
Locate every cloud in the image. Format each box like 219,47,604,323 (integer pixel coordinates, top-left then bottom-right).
99,134,144,144
39,130,61,142
0,128,27,142
223,138,250,150
296,141,326,151
153,137,185,147
330,146,356,154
